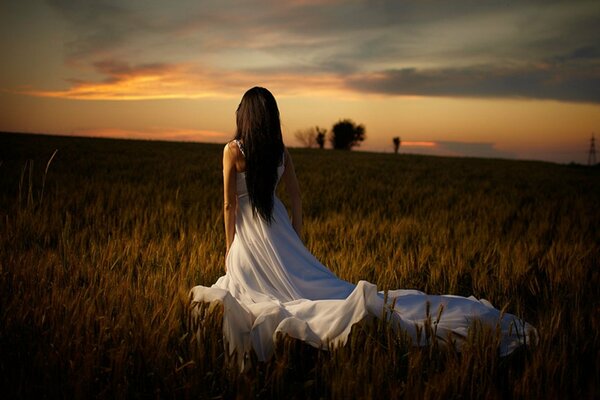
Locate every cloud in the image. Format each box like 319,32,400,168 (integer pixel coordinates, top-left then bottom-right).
552,45,600,63
400,140,515,159
19,0,599,103
46,0,139,62
434,141,515,159
345,63,600,103
18,58,346,100
20,60,223,100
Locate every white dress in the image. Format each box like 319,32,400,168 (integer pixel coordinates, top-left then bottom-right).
190,142,536,366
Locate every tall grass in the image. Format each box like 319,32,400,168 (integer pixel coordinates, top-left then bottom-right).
1,132,598,398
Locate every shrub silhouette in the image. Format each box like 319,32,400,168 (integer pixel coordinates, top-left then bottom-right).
330,119,365,150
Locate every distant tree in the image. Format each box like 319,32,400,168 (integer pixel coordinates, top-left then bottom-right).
315,126,326,149
294,127,317,148
330,119,365,150
393,136,401,154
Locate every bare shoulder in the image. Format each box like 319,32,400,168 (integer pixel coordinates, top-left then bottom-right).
223,142,238,171
224,141,240,159
224,140,247,172
225,140,237,152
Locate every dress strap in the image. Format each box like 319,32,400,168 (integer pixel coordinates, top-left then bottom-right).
234,139,245,157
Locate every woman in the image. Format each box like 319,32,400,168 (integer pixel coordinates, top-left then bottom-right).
190,87,535,365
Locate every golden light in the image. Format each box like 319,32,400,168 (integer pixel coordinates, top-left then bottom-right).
402,141,437,147
15,62,351,101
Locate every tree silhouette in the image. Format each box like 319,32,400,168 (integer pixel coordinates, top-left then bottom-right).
294,127,317,148
316,126,326,149
393,137,401,154
330,119,365,150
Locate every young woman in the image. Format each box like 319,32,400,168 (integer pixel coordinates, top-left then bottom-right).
190,87,535,364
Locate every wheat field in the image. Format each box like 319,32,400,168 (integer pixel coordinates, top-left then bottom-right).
1,132,598,398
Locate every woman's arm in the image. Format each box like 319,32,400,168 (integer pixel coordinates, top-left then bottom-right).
282,148,303,238
223,143,238,269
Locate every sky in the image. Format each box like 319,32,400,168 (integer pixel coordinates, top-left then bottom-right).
1,0,599,163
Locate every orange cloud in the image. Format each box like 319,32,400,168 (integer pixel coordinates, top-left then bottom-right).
402,141,437,147
21,61,226,100
17,60,347,101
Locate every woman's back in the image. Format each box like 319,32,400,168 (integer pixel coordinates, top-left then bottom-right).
232,139,285,198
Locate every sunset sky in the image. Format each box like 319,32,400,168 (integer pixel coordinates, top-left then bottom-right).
1,0,599,163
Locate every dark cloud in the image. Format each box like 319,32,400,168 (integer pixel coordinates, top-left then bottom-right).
552,45,600,63
45,0,214,60
435,141,514,159
92,60,170,80
46,0,136,60
346,63,600,103
250,0,600,104
401,141,515,159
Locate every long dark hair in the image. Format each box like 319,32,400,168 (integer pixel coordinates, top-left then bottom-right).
235,87,284,223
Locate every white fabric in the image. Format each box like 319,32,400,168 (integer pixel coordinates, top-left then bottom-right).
190,144,536,365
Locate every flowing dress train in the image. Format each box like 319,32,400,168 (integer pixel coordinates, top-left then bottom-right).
190,143,536,366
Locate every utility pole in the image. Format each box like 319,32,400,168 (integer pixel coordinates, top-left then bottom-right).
588,133,596,166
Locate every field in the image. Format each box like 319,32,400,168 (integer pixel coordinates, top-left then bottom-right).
1,132,598,399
